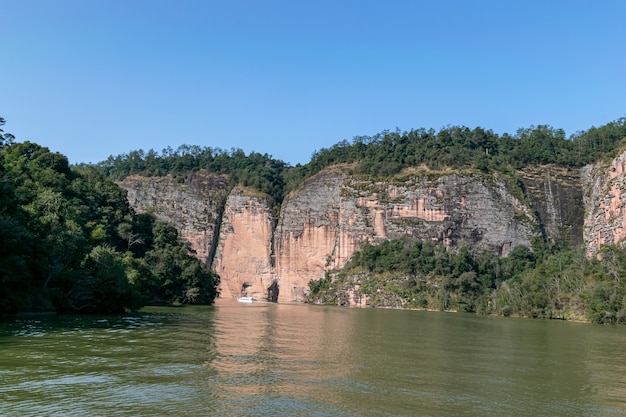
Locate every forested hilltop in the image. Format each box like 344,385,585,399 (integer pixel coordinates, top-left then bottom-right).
4,115,626,323
0,118,219,315
90,117,626,323
94,118,626,199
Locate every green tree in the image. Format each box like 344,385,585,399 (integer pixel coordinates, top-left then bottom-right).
141,221,219,304
62,245,138,313
0,118,221,313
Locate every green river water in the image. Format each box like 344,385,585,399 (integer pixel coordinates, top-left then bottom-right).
1,299,625,416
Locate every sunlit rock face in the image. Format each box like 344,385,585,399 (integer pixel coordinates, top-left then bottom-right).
212,186,277,301
120,164,591,303
338,171,537,256
583,150,626,256
274,166,543,302
274,168,347,303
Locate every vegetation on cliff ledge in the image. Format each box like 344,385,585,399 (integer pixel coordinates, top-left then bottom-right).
289,117,626,184
307,237,626,324
0,118,219,315
92,145,289,209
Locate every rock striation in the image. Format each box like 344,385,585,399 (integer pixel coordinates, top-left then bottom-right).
212,186,278,301
120,172,229,265
119,155,626,303
518,165,584,248
583,151,626,256
273,166,540,302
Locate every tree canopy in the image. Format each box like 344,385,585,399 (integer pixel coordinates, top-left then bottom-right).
309,237,626,324
88,146,289,207
295,118,626,179
88,117,626,201
0,121,219,314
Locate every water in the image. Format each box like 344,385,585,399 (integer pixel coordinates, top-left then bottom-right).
1,300,625,416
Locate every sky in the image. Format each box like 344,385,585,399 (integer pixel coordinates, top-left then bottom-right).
2,0,625,166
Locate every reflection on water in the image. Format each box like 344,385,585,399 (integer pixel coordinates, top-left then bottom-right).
207,301,357,415
1,301,625,416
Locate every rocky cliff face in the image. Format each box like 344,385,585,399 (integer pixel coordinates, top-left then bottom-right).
583,151,626,255
518,165,584,248
339,169,537,255
120,161,603,303
119,172,229,265
274,167,347,302
274,167,540,302
212,186,278,301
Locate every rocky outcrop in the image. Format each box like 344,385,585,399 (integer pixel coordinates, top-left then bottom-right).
583,151,626,255
274,167,540,302
120,162,602,304
339,170,537,255
212,186,278,301
274,167,347,302
119,172,229,265
518,165,584,247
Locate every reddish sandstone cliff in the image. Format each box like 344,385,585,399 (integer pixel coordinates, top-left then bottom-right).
274,167,347,302
212,186,277,301
120,163,592,304
274,166,540,302
583,151,626,255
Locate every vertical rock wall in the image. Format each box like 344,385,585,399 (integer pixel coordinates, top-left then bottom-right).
120,162,599,304
212,186,277,300
519,165,584,248
119,172,229,265
273,167,541,302
274,168,346,302
583,151,626,255
337,172,538,257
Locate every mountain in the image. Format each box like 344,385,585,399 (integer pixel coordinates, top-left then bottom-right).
118,160,589,303
4,117,626,320
99,118,626,322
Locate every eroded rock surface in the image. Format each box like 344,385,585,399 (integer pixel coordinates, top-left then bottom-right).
274,167,540,302
583,151,626,255
519,165,584,247
119,162,600,303
119,172,229,265
213,186,277,301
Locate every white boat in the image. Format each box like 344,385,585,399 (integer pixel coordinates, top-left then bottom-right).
237,296,255,303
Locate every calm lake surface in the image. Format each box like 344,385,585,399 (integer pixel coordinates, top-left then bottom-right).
1,300,626,416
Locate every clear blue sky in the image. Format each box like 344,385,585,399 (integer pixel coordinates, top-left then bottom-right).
2,0,625,166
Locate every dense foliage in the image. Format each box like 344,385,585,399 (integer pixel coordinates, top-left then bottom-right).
89,146,288,207
290,118,626,182
0,119,219,314
88,117,626,203
308,238,626,324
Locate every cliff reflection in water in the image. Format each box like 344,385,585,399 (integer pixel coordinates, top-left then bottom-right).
207,299,354,413
1,302,625,416
206,300,626,416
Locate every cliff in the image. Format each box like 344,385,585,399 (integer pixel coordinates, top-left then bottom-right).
118,161,597,303
518,165,584,247
583,151,626,255
212,186,278,301
120,172,229,265
274,166,541,302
